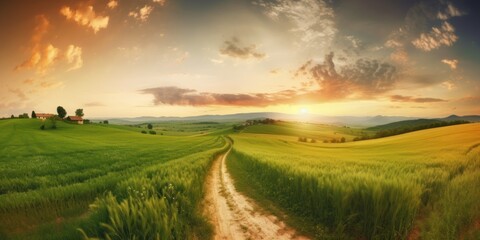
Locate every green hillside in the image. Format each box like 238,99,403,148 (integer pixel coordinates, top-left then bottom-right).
367,118,444,131
0,119,227,239
228,123,480,239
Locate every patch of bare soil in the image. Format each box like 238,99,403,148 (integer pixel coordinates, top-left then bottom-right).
202,149,309,240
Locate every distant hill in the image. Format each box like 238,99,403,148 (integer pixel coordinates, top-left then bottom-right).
367,115,480,131
440,115,480,122
367,119,444,131
96,112,418,127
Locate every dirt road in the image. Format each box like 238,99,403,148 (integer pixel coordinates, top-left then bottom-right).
203,148,309,240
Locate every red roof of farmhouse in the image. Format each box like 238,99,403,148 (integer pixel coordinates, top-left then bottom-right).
68,116,83,121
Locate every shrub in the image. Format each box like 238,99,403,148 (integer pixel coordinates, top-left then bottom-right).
340,137,346,143
323,139,329,143
310,139,317,143
40,125,45,130
141,130,147,134
149,130,156,135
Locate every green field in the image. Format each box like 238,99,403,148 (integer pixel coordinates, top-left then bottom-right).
228,123,480,239
2,118,479,240
0,119,229,239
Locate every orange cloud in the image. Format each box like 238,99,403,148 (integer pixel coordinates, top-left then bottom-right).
390,95,447,103
412,22,458,51
15,15,60,74
65,45,83,71
60,5,109,33
141,87,301,107
441,59,458,70
107,0,118,9
129,5,154,22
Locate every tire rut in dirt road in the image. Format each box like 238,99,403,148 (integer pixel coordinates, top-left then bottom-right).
203,149,310,240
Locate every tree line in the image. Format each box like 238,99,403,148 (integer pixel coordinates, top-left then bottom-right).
353,120,470,141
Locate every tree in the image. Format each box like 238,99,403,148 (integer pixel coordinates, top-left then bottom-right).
32,111,37,119
75,109,84,117
19,113,29,118
147,123,153,129
57,106,67,118
340,137,346,143
10,114,14,119
103,120,109,124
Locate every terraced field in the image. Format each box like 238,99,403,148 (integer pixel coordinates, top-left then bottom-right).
228,123,480,239
0,119,229,239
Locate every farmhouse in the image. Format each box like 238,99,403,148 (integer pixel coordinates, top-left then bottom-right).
67,116,84,124
36,113,54,120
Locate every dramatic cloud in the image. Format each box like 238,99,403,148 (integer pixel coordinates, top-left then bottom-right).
107,0,118,9
255,0,336,47
65,45,83,71
441,59,458,70
16,44,60,74
297,52,397,99
15,15,60,74
219,37,265,60
140,87,300,107
390,95,447,103
385,1,464,56
60,5,109,33
129,5,154,22
412,21,458,51
437,3,464,20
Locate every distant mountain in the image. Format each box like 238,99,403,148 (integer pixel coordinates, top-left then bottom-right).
367,115,480,131
94,112,420,127
440,115,480,122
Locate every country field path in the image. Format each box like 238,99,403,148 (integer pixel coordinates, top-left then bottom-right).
202,146,310,240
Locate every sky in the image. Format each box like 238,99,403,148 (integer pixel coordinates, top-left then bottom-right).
1,0,479,118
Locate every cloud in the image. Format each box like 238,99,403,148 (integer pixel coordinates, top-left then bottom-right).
219,37,265,60
441,59,458,70
65,45,83,71
39,81,64,89
390,48,409,64
385,1,464,56
129,5,154,22
437,3,464,20
60,5,109,33
15,15,61,74
412,21,458,51
255,0,336,48
152,0,166,6
390,95,447,103
16,44,60,74
141,53,400,107
107,0,118,9
441,81,455,90
140,86,301,107
297,52,397,99
84,102,105,107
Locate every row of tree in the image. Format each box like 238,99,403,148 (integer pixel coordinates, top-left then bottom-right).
7,107,85,120
233,118,277,131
